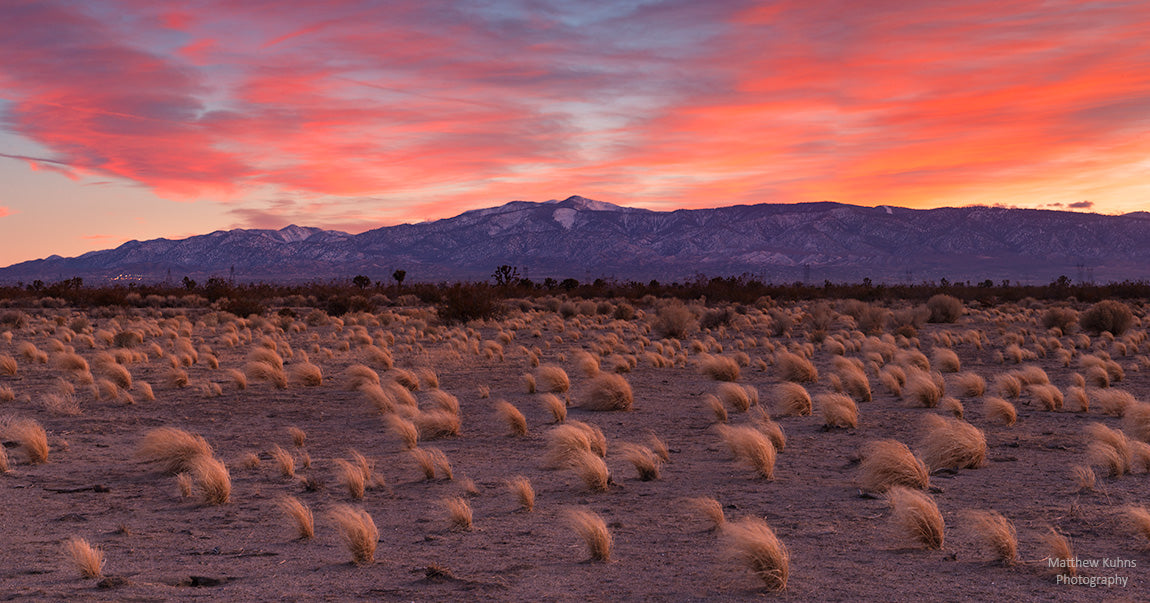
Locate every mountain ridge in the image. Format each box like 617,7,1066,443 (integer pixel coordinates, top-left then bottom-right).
2,196,1145,284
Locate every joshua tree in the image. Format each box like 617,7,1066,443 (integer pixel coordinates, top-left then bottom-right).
392,269,406,290
352,275,371,289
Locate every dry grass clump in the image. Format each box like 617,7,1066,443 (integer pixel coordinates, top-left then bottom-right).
832,357,871,402
336,458,367,499
619,443,662,480
994,373,1022,398
522,373,537,393
442,496,473,530
1028,384,1064,411
345,364,380,390
0,417,49,464
330,505,379,565
1072,465,1096,492
950,372,986,397
859,440,929,492
289,362,323,386
879,367,904,396
0,354,17,376
287,426,307,448
495,400,528,436
63,537,105,579
903,371,943,407
96,361,132,390
773,382,812,416
539,393,567,423
536,364,571,393
966,510,1017,565
582,373,633,411
886,486,945,549
0,445,9,473
569,449,611,491
543,423,606,468
1095,389,1136,416
706,394,728,423
42,392,82,416
246,360,287,389
918,414,986,470
1122,506,1150,543
723,517,789,591
386,414,419,449
688,496,725,530
565,508,612,562
717,425,777,479
574,351,600,377
1066,386,1089,412
1081,299,1134,336
270,444,295,478
507,476,535,512
410,447,452,480
190,455,231,505
166,368,189,388
775,351,817,383
415,367,439,389
176,473,194,498
1085,422,1130,477
392,368,421,391
700,354,740,382
1123,401,1150,442
818,393,859,429
750,409,786,452
717,382,755,413
982,397,1017,426
1042,528,1076,577
931,348,961,373
278,496,315,539
137,427,212,474
413,409,461,439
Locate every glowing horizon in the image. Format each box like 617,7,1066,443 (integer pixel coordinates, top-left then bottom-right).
2,0,1149,267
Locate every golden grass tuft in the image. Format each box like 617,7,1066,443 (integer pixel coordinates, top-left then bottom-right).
982,397,1017,426
773,382,811,416
0,444,9,473
287,426,307,448
1041,528,1076,577
0,417,49,464
1085,422,1130,477
886,486,945,549
750,409,786,453
950,372,986,397
1066,386,1089,412
410,447,452,480
717,425,777,479
386,414,419,449
775,351,817,383
427,389,460,416
442,496,473,530
700,354,740,382
565,508,612,562
495,400,528,436
336,459,366,499
705,394,728,423
507,475,535,512
917,414,986,471
994,373,1022,398
329,505,378,565
903,371,943,407
939,396,964,419
931,348,961,373
817,392,858,429
1123,506,1150,543
246,360,287,389
0,354,16,376
1095,388,1136,416
688,496,725,530
569,449,611,491
270,444,296,478
619,443,662,480
1072,465,1096,492
289,362,323,386
717,382,753,413
582,373,633,411
832,357,872,402
176,472,193,498
648,432,670,462
536,364,571,393
63,537,105,579
278,496,315,539
859,440,929,492
723,517,790,591
190,455,231,505
392,368,420,391
522,373,537,393
166,368,189,388
415,367,439,390
1028,384,1063,411
1123,401,1150,442
413,409,461,439
137,427,212,474
966,510,1017,565
345,364,380,390
540,393,567,423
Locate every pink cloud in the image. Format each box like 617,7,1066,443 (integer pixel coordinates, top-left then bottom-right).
0,206,12,218
0,0,1147,224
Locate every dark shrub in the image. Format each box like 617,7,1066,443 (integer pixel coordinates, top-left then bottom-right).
926,294,963,323
438,284,502,324
653,301,696,339
1080,300,1134,335
700,307,733,330
1041,307,1078,333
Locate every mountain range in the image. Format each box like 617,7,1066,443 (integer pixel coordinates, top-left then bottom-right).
3,196,1147,285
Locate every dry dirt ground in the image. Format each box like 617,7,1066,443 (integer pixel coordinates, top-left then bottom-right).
1,300,1149,601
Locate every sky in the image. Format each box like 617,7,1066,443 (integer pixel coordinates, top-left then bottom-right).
2,0,1149,267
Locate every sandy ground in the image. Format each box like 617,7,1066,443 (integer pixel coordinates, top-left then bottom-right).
1,301,1148,601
